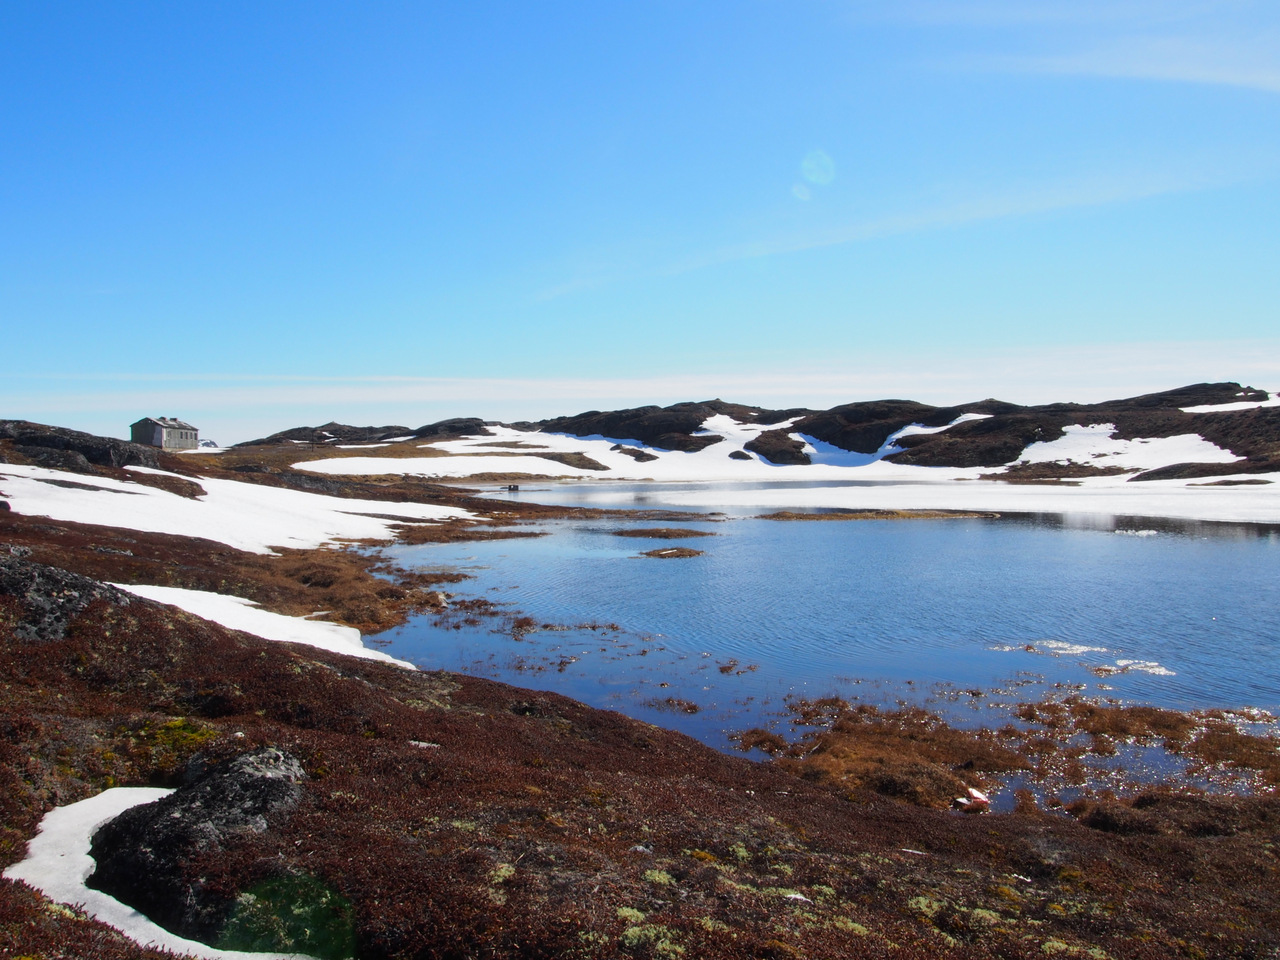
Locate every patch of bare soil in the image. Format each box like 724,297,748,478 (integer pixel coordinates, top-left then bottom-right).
3,560,1280,959
980,462,1132,482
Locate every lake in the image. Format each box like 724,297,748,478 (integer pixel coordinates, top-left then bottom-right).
376,483,1280,749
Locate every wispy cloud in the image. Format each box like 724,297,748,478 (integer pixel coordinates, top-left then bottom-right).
671,168,1207,275
892,1,1280,93
991,34,1280,93
533,165,1221,299
868,0,1249,29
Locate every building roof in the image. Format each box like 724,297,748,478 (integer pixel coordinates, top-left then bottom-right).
131,417,198,431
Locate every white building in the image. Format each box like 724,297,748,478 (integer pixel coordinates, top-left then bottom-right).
130,417,199,451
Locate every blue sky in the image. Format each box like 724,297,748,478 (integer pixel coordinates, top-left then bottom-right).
3,1,1279,443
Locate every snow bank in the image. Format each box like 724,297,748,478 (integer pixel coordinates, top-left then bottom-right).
1016,424,1241,471
1181,391,1279,413
3,788,319,960
0,463,474,554
111,583,414,668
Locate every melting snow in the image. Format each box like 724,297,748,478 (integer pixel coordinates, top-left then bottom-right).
1181,392,1279,414
0,463,474,555
303,421,987,483
1016,424,1242,471
111,583,414,668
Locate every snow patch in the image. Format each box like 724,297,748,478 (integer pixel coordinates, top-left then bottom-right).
1015,424,1242,471
0,463,473,555
111,583,414,668
1181,392,1279,413
2,788,319,959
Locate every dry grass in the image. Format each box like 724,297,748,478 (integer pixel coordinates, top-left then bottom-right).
741,702,1028,808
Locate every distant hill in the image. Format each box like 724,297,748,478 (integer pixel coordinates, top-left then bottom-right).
239,383,1280,480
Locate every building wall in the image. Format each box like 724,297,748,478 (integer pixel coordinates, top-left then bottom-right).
130,422,163,446
131,420,198,450
160,427,198,450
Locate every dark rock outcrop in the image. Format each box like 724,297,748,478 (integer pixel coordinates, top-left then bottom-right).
0,553,131,644
88,747,307,943
237,421,414,446
537,400,806,453
0,420,162,473
610,444,660,463
790,400,954,455
744,429,811,465
240,418,499,445
413,417,494,438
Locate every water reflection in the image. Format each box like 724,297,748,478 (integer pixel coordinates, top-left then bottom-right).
377,501,1280,750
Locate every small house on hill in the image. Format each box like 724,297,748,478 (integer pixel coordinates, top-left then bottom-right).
131,417,199,451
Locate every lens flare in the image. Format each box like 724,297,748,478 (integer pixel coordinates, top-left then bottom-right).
800,149,835,185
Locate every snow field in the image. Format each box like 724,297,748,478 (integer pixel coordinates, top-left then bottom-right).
0,463,475,554
299,422,989,483
1016,424,1242,471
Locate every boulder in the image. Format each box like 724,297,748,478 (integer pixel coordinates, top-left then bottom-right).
87,747,307,943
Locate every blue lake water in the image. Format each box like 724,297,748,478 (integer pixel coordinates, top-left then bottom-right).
376,485,1280,749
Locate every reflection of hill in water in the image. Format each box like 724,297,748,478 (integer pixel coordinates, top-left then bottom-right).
382,511,1280,750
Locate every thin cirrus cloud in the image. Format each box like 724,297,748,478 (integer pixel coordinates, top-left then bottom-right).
671,167,1211,276
896,0,1280,93
534,167,1215,301
878,0,1249,28
987,34,1280,93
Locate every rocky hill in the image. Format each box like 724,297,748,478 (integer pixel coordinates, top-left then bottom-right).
236,382,1280,481
239,418,494,446
528,383,1280,477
